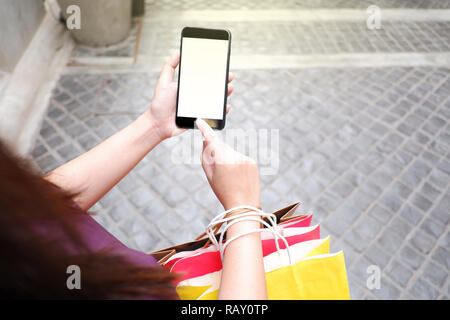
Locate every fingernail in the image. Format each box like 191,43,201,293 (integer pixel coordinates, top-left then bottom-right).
194,118,201,130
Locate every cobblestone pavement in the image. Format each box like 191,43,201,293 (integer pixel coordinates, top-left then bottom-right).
146,0,450,10
140,21,450,56
30,1,449,300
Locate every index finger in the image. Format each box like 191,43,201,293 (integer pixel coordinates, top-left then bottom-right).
195,118,216,142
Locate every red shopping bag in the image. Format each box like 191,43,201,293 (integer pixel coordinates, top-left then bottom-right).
168,224,320,285
150,203,304,264
163,213,312,271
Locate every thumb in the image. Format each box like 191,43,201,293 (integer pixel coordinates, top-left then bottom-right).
169,81,178,91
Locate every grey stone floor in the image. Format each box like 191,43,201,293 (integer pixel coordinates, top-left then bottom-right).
140,21,450,56
72,21,139,58
30,1,449,300
146,0,450,10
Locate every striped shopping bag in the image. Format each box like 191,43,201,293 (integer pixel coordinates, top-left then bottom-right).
150,203,350,300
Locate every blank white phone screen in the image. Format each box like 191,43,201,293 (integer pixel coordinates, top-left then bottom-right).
177,37,229,120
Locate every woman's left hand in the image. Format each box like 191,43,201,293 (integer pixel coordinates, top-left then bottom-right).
146,51,234,141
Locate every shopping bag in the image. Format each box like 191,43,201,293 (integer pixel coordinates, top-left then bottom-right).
176,241,349,300
150,203,350,300
175,236,330,299
163,214,313,272
265,251,350,299
150,202,303,263
175,204,349,300
168,224,320,284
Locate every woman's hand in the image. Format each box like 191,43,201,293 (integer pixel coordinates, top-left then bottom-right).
196,118,261,210
146,51,234,141
196,119,266,300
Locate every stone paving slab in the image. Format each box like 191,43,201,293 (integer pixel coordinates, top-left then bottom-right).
31,66,450,299
70,20,140,59
139,20,450,56
68,18,450,63
146,0,450,10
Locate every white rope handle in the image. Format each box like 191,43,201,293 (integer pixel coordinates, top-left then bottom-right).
206,206,292,265
208,209,277,229
207,206,279,249
206,205,274,247
206,212,277,242
217,215,282,255
206,210,278,249
208,205,265,227
221,223,292,265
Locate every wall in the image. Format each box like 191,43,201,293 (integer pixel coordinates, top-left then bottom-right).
0,0,45,72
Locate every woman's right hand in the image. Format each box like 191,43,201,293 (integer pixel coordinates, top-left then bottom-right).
196,119,261,211
196,119,267,300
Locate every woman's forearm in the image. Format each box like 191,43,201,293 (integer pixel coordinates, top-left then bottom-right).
218,218,267,300
45,111,163,211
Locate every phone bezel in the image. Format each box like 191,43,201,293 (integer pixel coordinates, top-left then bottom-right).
175,26,232,130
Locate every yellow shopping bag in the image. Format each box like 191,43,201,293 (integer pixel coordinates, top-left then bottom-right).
266,251,350,300
175,236,349,300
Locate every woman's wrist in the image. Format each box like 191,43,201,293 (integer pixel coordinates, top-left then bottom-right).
223,201,261,212
224,208,263,240
224,206,263,232
226,206,262,217
132,111,166,151
139,110,166,143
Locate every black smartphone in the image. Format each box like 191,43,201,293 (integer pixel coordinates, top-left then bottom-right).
175,27,232,130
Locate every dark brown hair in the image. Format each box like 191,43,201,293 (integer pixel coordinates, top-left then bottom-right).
0,141,177,299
